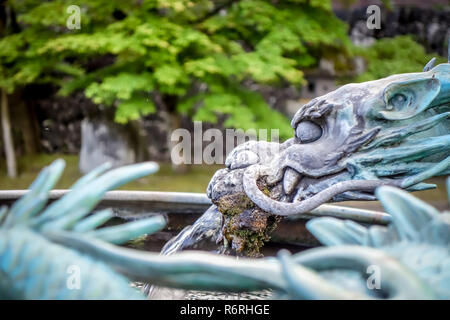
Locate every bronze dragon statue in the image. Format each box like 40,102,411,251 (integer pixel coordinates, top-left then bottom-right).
1,47,449,301
163,54,450,257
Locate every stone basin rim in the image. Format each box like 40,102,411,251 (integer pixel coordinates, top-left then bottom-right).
0,189,211,204
0,190,390,224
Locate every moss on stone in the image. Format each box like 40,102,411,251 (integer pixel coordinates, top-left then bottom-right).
125,234,148,249
234,229,269,257
214,178,283,257
216,192,254,216
216,190,281,257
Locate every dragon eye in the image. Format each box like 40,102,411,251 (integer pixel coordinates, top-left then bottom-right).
295,121,322,143
388,93,408,110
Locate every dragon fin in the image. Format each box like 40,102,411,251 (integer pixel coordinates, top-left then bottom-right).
306,218,368,246
3,159,65,227
86,215,166,244
33,161,159,229
376,186,440,241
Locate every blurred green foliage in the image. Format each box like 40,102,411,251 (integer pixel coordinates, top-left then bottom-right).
0,0,353,140
355,36,446,82
0,153,222,192
0,1,443,142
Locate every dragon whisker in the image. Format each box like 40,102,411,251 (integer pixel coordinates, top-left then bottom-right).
401,155,450,188
361,112,450,151
404,182,437,191
368,162,444,177
354,135,450,165
242,164,396,223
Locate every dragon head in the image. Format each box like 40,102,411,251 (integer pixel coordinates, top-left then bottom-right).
207,59,450,255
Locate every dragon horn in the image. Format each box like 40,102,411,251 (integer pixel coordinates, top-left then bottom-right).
423,57,436,72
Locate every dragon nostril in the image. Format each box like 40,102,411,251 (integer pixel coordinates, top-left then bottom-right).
296,121,322,143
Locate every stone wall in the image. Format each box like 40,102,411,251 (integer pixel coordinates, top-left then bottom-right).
335,5,449,56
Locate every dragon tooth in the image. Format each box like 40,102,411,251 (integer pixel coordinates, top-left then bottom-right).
267,167,284,185
283,168,301,195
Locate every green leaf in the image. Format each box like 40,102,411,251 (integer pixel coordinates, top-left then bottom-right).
115,95,156,123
